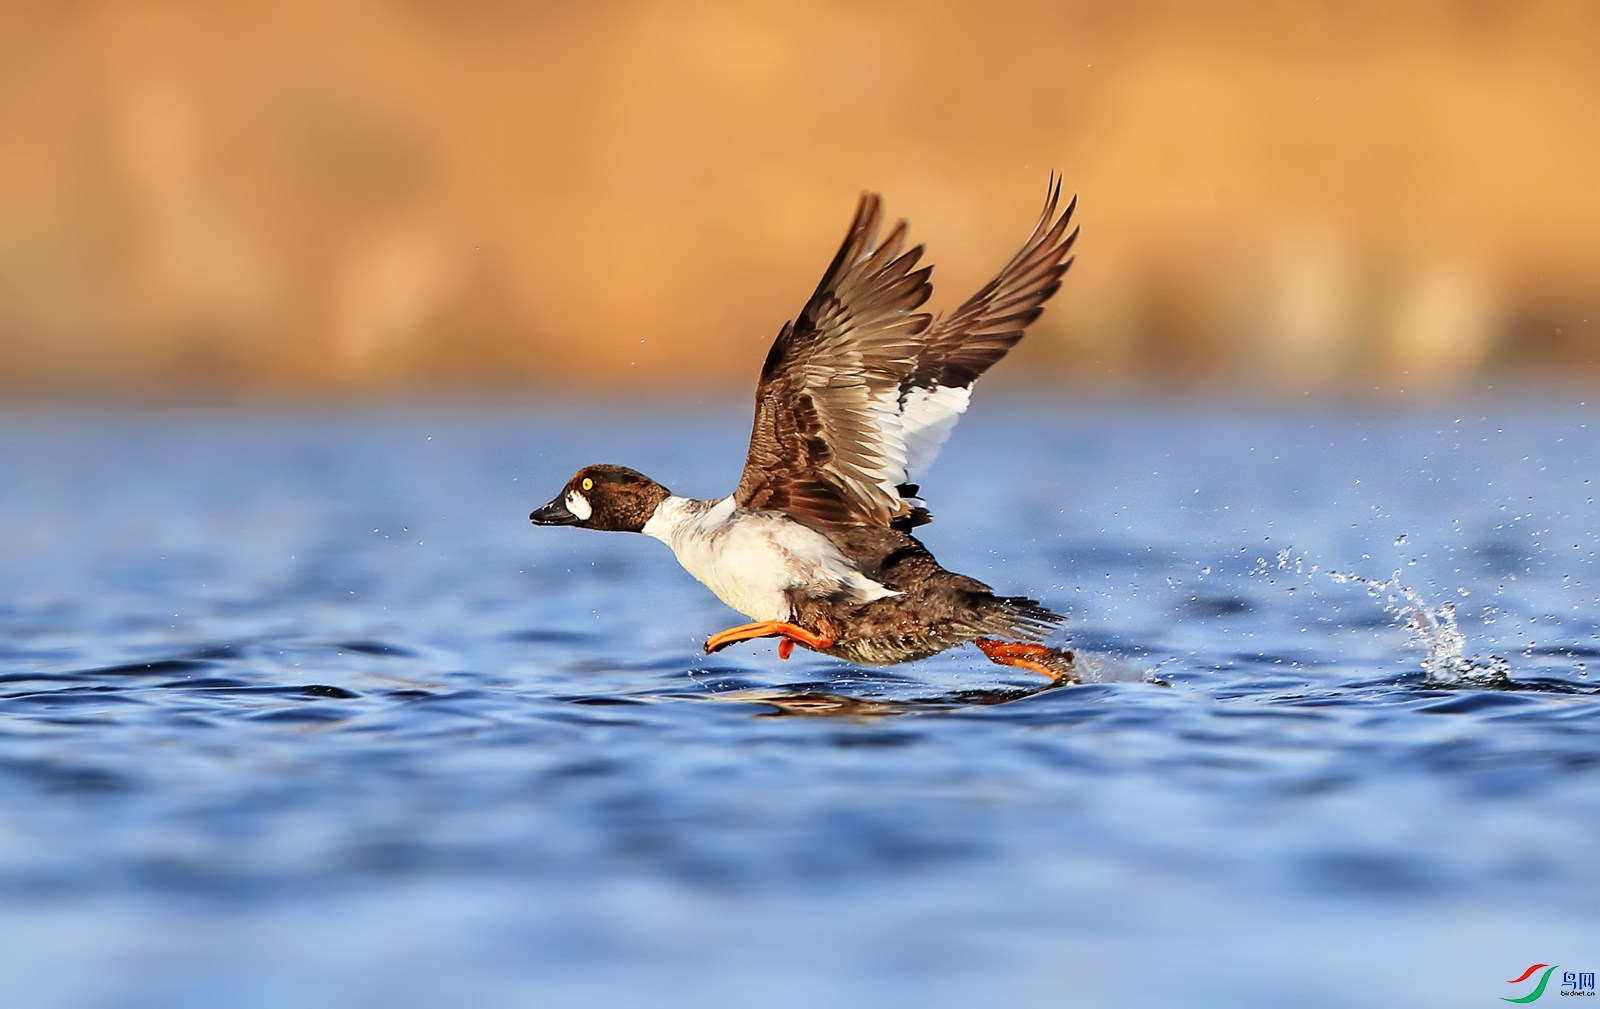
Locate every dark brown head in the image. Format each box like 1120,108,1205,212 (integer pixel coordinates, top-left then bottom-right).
529,464,672,533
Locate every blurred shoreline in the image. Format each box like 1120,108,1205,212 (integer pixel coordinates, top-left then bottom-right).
1,379,1595,412
1,1,1596,396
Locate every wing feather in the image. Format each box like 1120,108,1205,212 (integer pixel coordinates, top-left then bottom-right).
734,194,933,529
735,179,1078,531
899,176,1079,487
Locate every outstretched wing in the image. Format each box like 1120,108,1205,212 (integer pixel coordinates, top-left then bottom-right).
899,176,1078,484
734,193,934,529
734,178,1078,532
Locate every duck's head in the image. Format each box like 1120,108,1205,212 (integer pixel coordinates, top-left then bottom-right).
529,464,672,533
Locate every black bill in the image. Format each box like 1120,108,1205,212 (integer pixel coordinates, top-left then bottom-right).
529,495,582,526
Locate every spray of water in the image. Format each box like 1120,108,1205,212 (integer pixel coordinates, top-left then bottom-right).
1326,569,1510,686
1261,549,1510,687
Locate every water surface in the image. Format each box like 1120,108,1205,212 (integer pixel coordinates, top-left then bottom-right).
1,401,1597,1007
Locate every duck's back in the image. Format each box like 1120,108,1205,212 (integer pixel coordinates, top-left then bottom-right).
790,525,1062,665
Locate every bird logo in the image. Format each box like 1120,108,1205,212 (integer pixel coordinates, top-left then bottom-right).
1503,964,1558,1003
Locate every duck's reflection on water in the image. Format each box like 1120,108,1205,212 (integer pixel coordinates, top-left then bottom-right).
686,649,1164,717
704,682,1069,718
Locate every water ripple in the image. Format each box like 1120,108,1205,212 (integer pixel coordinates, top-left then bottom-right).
0,404,1596,1006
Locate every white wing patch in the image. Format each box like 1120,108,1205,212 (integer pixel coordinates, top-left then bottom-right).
565,490,592,521
899,383,973,483
869,387,911,502
815,382,973,513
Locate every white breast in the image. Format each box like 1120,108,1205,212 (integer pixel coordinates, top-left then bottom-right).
641,496,896,622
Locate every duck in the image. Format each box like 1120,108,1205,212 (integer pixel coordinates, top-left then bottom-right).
531,177,1080,681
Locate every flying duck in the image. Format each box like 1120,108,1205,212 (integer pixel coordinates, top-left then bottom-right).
531,178,1080,681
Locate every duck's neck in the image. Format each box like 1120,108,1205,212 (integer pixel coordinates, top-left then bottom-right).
640,495,734,545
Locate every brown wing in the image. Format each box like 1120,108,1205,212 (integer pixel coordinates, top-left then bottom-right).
894,176,1079,490
912,174,1078,391
733,193,934,529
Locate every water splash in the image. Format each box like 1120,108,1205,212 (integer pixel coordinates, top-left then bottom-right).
1324,567,1511,687
1253,548,1511,687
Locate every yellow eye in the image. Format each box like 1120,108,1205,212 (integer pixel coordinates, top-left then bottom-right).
581,478,593,491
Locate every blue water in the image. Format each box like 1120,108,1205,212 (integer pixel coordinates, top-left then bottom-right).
1,400,1597,1007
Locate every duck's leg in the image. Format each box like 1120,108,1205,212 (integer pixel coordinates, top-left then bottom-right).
704,621,835,656
975,638,1078,682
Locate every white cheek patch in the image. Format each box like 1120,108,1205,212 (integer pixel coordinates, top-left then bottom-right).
565,490,592,521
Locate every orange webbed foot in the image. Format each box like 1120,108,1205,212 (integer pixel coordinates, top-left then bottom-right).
704,621,835,656
975,638,1077,682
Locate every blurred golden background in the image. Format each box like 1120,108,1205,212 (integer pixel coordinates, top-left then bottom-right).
1,0,1596,397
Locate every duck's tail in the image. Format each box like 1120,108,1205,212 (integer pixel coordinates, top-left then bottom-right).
972,594,1065,643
